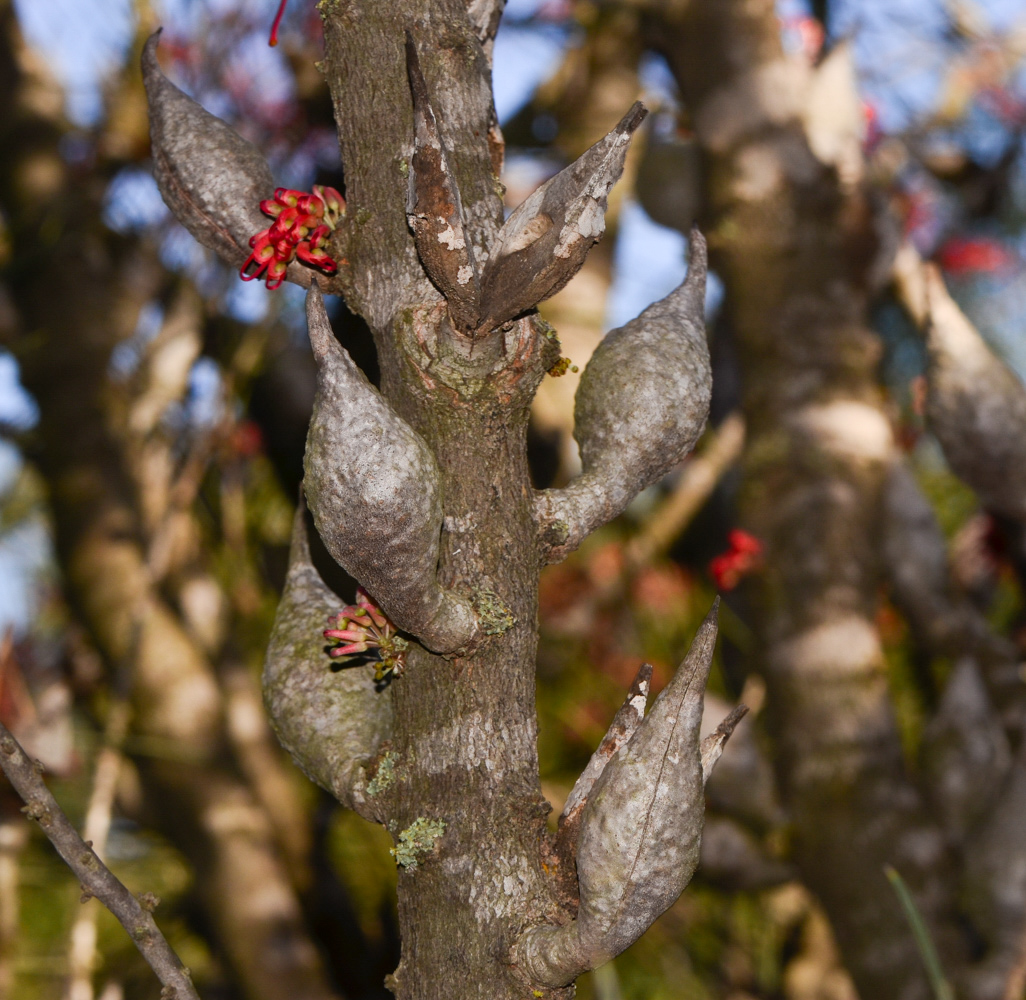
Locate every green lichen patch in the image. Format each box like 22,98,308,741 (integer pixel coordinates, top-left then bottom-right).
390,817,446,871
472,589,515,636
535,317,557,340
367,749,399,797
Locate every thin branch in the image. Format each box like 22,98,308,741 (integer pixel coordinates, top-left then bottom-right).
0,720,201,1000
64,700,130,1000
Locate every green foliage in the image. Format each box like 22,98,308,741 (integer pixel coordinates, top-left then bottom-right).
914,461,979,541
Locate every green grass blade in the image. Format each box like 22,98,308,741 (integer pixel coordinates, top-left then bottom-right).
884,865,955,1000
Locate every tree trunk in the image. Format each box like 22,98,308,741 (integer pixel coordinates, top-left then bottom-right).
648,2,968,997
320,7,564,995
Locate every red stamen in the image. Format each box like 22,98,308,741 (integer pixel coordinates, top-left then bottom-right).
269,0,289,46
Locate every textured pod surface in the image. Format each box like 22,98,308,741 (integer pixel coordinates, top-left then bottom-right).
516,603,719,986
881,461,957,636
960,740,1026,996
302,287,479,654
881,461,1014,665
263,502,392,811
535,230,711,561
557,663,652,859
923,266,1026,521
142,31,273,268
921,658,1010,843
477,103,647,331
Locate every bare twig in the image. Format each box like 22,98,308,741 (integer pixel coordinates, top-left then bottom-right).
64,700,131,1000
0,720,200,1000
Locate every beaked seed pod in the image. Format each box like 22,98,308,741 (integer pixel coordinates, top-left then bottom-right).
263,502,392,811
142,31,273,270
302,287,479,654
923,266,1026,521
516,602,721,987
477,103,648,331
535,230,711,562
143,31,331,291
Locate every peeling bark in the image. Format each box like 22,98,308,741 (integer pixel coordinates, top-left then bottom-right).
405,34,482,332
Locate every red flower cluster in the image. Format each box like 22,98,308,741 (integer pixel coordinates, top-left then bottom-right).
324,587,409,684
936,236,1013,277
241,185,345,291
709,529,763,592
